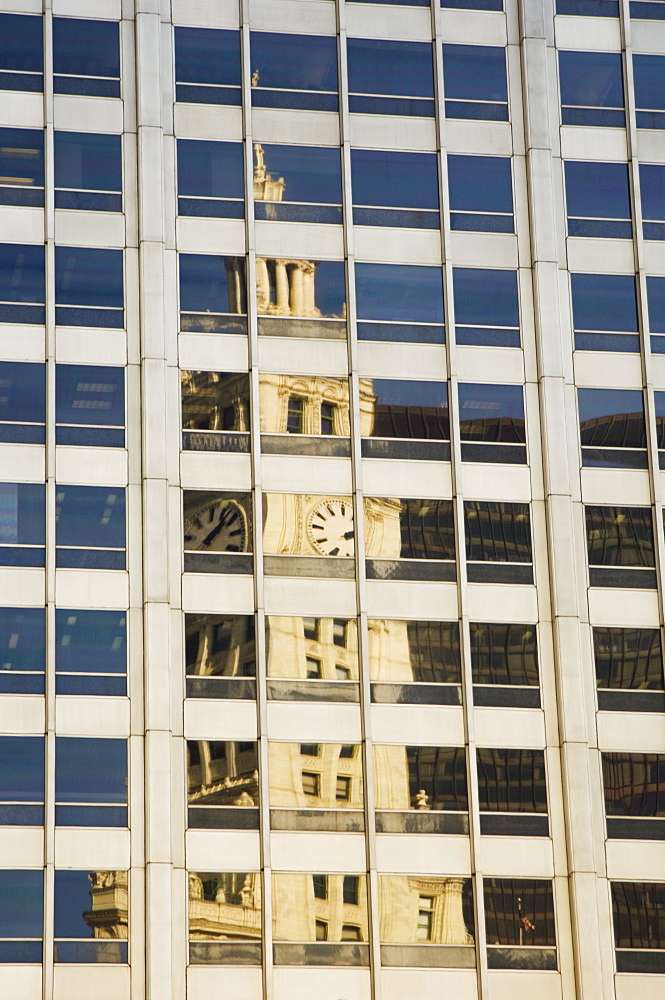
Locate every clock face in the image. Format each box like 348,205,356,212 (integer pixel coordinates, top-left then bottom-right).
184,499,247,553
307,499,355,557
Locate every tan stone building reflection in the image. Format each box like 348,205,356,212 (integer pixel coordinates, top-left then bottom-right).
83,871,129,941
188,873,261,942
379,875,474,945
272,873,369,944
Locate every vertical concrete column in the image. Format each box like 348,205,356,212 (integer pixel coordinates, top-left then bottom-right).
517,1,614,997
133,3,178,999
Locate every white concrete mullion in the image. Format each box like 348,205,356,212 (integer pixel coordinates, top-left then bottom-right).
42,6,55,998
518,0,613,997
336,5,382,996
431,5,490,995
240,4,274,996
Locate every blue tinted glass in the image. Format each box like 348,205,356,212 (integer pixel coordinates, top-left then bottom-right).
174,27,241,86
0,362,45,424
352,150,439,209
250,32,338,92
373,380,448,407
179,254,245,314
0,608,44,673
559,51,624,107
572,274,638,331
55,870,119,938
53,18,120,78
648,276,665,333
177,140,244,200
347,39,434,97
55,247,123,308
448,155,513,212
443,44,508,101
453,269,519,326
655,391,665,419
0,871,43,938
56,610,126,674
253,144,341,204
0,15,43,72
459,383,524,421
55,486,125,549
356,263,444,322
0,484,45,545
634,54,665,110
641,164,665,221
0,129,44,187
54,132,121,192
578,387,643,422
564,161,631,218
0,245,45,303
55,737,127,803
0,737,44,801
55,365,124,427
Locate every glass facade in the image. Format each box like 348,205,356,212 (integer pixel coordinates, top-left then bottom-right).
0,1,663,998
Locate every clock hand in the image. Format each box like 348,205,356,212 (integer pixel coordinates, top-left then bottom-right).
202,518,227,548
343,530,354,540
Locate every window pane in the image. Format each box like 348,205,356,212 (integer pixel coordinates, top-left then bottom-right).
458,383,525,443
187,740,259,805
465,502,532,562
395,499,455,560
54,132,121,192
648,276,665,334
443,44,508,101
0,362,45,424
348,38,434,97
186,613,256,684
603,752,665,816
470,623,539,686
53,18,120,78
0,244,45,303
250,32,338,92
0,128,44,188
559,51,624,107
351,149,439,210
448,155,513,213
0,736,44,802
594,627,663,690
56,365,125,427
0,607,44,673
453,268,519,327
268,743,364,808
612,883,665,949
379,876,475,945
484,879,556,947
55,247,123,308
564,161,631,218
177,139,243,200
182,371,250,434
55,610,126,674
253,143,341,205
54,869,128,943
272,874,368,943
367,379,449,440
356,263,444,322
55,737,127,803
641,165,665,222
0,483,45,545
179,254,247,315
477,748,548,812
634,54,665,111
578,388,645,448
572,274,638,331
585,506,654,567
55,486,125,550
175,27,240,86
374,745,467,810
0,871,43,938
266,616,358,682
0,14,43,74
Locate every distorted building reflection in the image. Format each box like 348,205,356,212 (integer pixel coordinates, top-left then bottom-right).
185,613,256,699
379,875,474,947
187,740,259,828
272,873,369,947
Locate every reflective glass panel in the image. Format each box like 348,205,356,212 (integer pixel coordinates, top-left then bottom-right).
484,879,556,947
368,499,455,560
448,155,513,212
266,616,358,680
572,273,639,351
559,51,624,125
477,749,548,812
183,492,252,554
177,139,243,216
364,380,449,440
188,872,261,946
55,610,126,675
54,246,123,308
585,506,654,566
55,364,125,432
0,128,44,203
612,883,665,949
0,870,43,938
54,132,122,207
259,375,349,436
470,623,539,686
464,502,532,562
458,383,525,443
182,371,250,439
187,741,259,806
0,607,44,684
0,362,45,440
179,254,247,333
0,14,43,85
54,870,128,963
186,614,256,696
443,44,508,120
368,619,461,684
55,486,126,549
453,268,520,347
379,876,475,945
348,38,434,98
253,143,342,224
641,164,665,231
565,160,632,237
0,736,44,803
603,752,665,816
578,388,646,457
53,17,119,77
0,243,45,303
634,54,665,111
269,742,364,808
374,745,467,811
355,263,444,344
250,32,338,94
0,483,45,545
55,737,127,803
594,626,663,690
648,276,665,333
351,149,439,209
272,874,368,943
174,27,241,88
257,258,345,322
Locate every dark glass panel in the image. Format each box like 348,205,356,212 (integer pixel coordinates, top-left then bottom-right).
179,254,247,316
641,164,665,223
351,149,439,210
398,499,455,560
0,244,45,304
253,143,341,205
634,54,665,112
0,870,43,938
56,365,124,429
55,737,127,804
0,362,45,424
55,609,126,675
182,371,250,435
356,263,444,322
0,14,43,74
484,879,556,946
0,736,44,803
648,276,665,334
578,388,645,448
174,27,241,86
453,268,519,328
448,155,513,213
594,627,663,690
0,607,44,674
585,506,654,567
572,273,638,332
177,139,243,201
54,869,127,945
405,620,461,683
443,44,508,102
559,51,624,109
557,0,619,12
0,128,44,189
603,753,665,816
405,746,468,811
250,32,338,93
612,882,665,948
55,486,125,550
54,247,123,308
564,161,631,220
465,502,532,563
186,613,256,688
187,740,259,806
347,38,434,98
0,483,45,545
470,623,539,686
477,749,547,813
458,383,525,443
54,132,121,194
52,18,120,79
367,380,449,440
